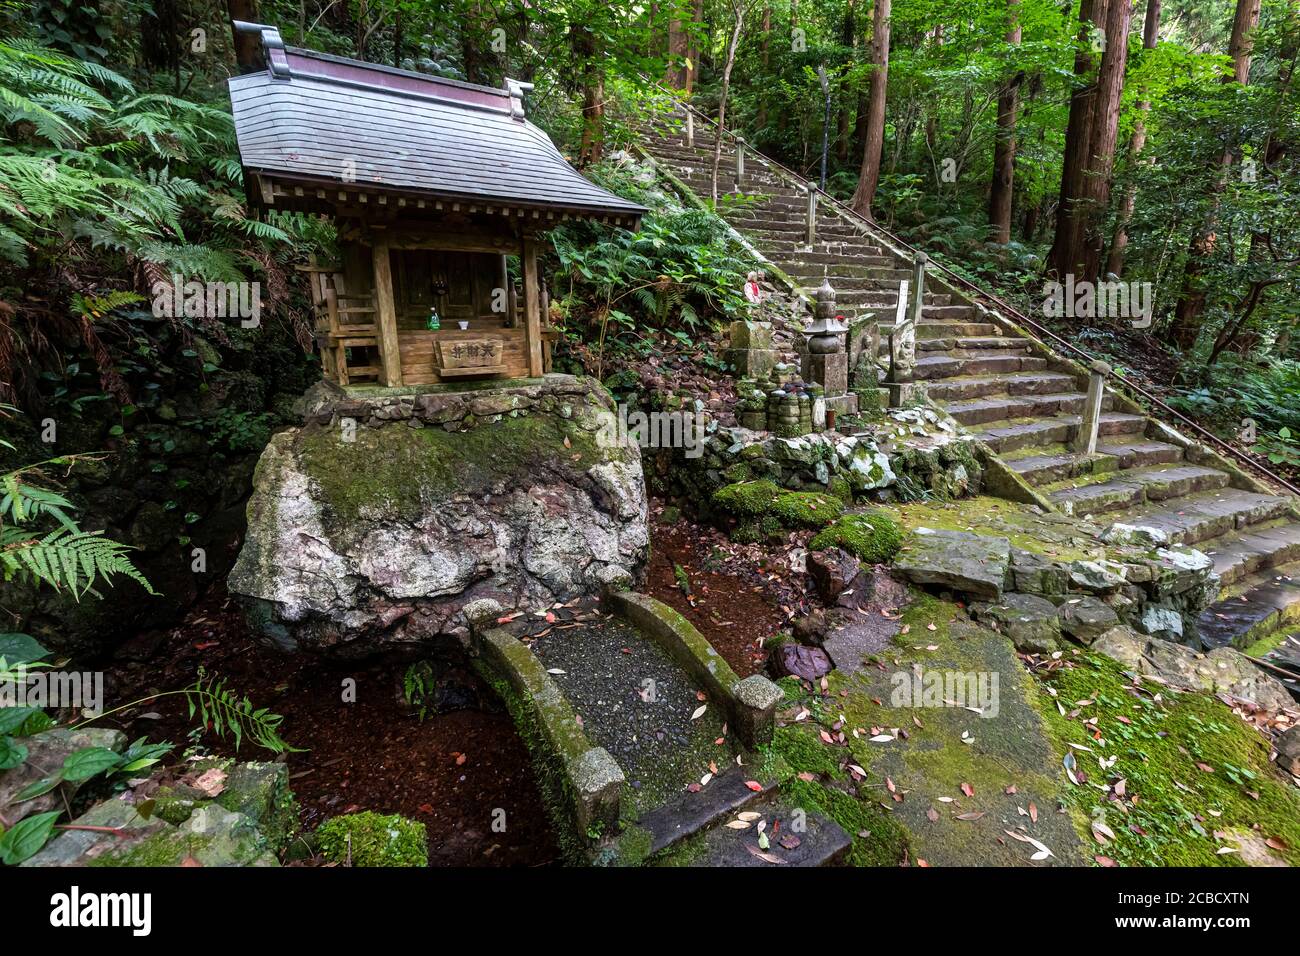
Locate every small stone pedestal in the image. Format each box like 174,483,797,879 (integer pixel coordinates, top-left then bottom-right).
725,320,778,378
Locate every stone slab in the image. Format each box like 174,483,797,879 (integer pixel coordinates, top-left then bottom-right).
893,529,1010,600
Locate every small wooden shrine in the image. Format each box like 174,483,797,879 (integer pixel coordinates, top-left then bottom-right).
227,25,645,387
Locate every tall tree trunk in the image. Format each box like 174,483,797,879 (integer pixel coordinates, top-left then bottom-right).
836,1,856,162
924,24,942,157
462,5,487,84
851,0,891,218
756,5,772,128
988,0,1022,244
684,0,704,95
575,26,605,166
393,8,402,67
143,0,183,77
1169,0,1261,349
1047,0,1132,285
666,7,689,88
227,0,261,72
1105,0,1161,276
711,1,747,201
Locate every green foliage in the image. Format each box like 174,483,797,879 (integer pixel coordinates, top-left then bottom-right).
0,811,60,865
0,634,176,865
0,32,328,404
190,409,275,455
183,668,299,754
1,526,154,599
1166,358,1300,474
550,160,753,339
809,511,904,564
402,661,436,723
316,811,428,868
0,452,152,598
0,38,237,269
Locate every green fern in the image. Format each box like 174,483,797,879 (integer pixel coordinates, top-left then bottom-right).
185,669,301,753
0,526,154,600
0,476,78,529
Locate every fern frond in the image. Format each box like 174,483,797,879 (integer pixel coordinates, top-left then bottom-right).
1,527,154,599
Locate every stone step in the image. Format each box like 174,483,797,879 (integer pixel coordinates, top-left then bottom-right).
860,300,979,320
942,391,1095,426
763,234,888,251
1004,447,1120,485
1047,464,1232,518
1198,564,1300,649
915,353,1049,380
784,260,906,277
970,412,1148,454
1109,488,1294,546
816,271,916,288
763,247,891,264
917,305,980,321
673,794,852,867
635,767,778,858
917,322,999,338
923,371,1082,402
918,336,1031,352
806,295,958,313
1094,436,1184,469
970,417,1074,453
1199,522,1300,586
734,220,865,240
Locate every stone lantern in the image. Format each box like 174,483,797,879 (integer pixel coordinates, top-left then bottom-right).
806,277,847,353
801,277,857,418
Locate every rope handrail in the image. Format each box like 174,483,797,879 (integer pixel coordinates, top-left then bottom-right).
646,89,1300,499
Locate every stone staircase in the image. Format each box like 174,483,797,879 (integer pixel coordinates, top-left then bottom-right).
639,129,973,331
637,114,1300,652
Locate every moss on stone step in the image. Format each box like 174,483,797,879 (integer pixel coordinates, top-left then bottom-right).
1037,652,1300,866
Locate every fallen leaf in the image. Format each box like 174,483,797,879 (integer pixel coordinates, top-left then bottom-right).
192,768,227,798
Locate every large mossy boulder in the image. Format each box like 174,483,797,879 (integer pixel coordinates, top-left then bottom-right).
229,377,649,654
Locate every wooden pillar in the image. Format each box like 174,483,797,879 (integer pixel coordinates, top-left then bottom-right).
521,236,544,377
1071,360,1110,455
805,186,818,247
371,241,403,387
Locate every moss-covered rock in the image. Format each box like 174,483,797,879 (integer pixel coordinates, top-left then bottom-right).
810,511,904,564
711,479,780,516
228,377,649,653
316,811,428,867
770,491,845,529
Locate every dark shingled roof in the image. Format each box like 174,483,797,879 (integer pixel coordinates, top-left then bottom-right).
228,46,645,223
